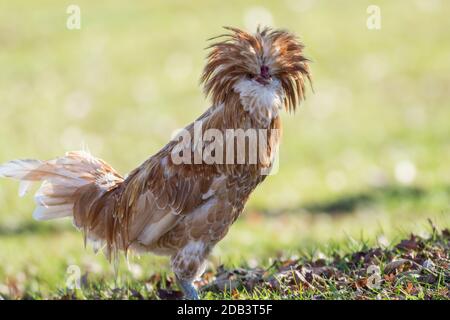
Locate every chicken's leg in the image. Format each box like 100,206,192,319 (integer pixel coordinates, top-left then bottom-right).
177,276,199,300
171,241,210,300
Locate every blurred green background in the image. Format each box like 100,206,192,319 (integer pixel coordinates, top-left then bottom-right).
0,0,449,297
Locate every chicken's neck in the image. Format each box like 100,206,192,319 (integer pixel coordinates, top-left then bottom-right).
232,78,284,128
196,89,282,176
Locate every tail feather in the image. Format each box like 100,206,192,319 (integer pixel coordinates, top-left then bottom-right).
0,151,124,222
19,181,33,197
0,159,43,179
33,203,74,221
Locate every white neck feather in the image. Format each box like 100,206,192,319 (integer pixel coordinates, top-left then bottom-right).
233,78,284,127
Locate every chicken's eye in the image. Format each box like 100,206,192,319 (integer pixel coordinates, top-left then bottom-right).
247,73,255,79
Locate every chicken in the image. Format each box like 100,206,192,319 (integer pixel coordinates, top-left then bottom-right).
0,26,311,299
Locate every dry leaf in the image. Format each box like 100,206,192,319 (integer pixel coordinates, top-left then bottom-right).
405,282,416,295
355,278,368,289
384,273,396,283
384,259,409,274
157,289,184,300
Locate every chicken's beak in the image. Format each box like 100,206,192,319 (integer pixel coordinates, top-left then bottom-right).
256,65,272,85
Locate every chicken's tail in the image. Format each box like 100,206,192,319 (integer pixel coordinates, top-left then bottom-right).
0,151,124,223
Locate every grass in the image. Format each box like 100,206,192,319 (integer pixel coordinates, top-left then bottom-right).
199,226,450,300
2,223,448,300
0,0,449,299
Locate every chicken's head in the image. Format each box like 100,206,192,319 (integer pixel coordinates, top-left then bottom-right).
201,26,312,113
